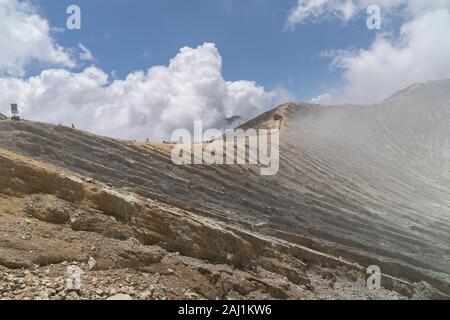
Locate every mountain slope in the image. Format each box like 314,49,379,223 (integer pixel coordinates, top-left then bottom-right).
0,147,413,300
0,79,449,299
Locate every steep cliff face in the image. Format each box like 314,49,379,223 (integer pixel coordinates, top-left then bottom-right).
0,80,449,299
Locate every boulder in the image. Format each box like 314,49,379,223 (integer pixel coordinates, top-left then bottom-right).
92,188,139,222
25,194,71,224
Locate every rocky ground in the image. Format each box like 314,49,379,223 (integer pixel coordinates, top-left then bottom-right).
0,147,446,300
0,253,405,301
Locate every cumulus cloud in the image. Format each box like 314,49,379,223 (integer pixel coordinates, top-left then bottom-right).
292,0,450,104
332,9,450,104
0,43,292,141
0,0,292,141
0,0,75,76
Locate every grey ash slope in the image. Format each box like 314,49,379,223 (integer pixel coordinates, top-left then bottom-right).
275,79,450,275
0,79,449,287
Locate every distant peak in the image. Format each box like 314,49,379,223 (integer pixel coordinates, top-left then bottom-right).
383,79,450,103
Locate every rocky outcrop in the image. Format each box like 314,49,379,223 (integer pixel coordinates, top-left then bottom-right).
25,194,71,224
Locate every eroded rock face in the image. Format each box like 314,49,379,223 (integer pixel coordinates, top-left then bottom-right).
69,208,136,241
91,188,139,222
0,113,6,120
25,194,71,224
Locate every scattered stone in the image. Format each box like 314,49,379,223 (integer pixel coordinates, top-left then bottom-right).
106,294,133,300
87,257,97,271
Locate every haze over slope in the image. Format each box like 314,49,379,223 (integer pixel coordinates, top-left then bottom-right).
0,79,449,295
276,79,450,273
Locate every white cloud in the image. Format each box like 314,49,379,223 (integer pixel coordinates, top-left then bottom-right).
333,9,450,104
0,43,292,141
286,0,329,28
286,0,450,28
289,0,450,104
78,44,95,61
310,93,333,104
0,0,75,76
0,0,292,141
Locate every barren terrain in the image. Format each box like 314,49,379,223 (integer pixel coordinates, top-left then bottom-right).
0,80,449,300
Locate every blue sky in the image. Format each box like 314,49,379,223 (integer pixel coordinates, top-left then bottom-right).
36,0,376,101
